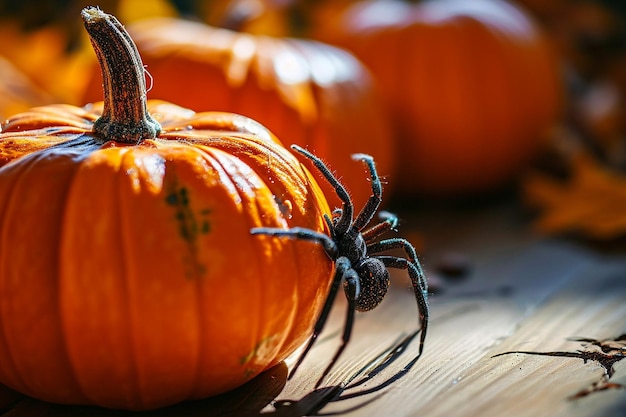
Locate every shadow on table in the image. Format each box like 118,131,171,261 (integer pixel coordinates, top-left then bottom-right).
0,329,423,417
0,362,286,417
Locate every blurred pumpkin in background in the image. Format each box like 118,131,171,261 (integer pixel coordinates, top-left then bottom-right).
198,0,295,36
308,0,564,196
0,57,56,121
0,19,88,104
80,16,396,209
0,0,177,110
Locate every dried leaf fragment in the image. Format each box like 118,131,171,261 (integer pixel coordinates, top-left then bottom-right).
524,152,626,239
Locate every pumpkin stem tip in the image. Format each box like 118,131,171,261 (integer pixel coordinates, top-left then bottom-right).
81,6,104,23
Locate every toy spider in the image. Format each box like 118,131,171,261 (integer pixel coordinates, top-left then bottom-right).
251,144,429,387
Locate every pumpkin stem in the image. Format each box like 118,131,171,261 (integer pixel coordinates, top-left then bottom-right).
81,7,161,143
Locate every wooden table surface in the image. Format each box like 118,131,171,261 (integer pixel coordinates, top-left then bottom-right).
1,196,625,417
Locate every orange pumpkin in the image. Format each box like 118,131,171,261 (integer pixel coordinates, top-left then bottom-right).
0,56,56,121
198,0,294,36
0,17,94,104
311,0,564,195
0,8,332,410
80,16,396,210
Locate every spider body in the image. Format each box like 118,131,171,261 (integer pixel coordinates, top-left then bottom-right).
251,145,428,387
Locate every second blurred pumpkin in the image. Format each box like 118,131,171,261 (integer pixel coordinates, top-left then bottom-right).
81,16,396,209
0,56,56,121
310,0,564,196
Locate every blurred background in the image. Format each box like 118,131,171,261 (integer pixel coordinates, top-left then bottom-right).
1,0,626,247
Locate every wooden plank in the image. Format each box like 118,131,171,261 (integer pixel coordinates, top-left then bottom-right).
421,258,626,417
267,240,608,416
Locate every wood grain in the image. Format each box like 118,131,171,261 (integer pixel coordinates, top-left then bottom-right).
263,203,626,417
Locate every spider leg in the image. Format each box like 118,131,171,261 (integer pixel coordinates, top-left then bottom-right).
323,213,336,241
366,238,426,290
351,153,383,231
361,211,399,242
250,227,338,259
314,256,360,388
378,210,399,228
376,255,429,360
291,144,353,235
288,257,356,384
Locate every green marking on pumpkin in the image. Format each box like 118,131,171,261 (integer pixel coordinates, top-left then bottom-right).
240,334,278,366
165,186,212,241
165,183,211,278
244,366,260,381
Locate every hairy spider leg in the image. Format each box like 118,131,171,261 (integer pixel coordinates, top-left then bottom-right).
378,211,399,228
291,144,353,234
361,212,399,242
350,153,383,231
314,256,360,388
250,227,338,258
323,213,336,241
293,145,383,236
375,255,429,359
362,224,429,359
285,254,348,383
366,238,426,289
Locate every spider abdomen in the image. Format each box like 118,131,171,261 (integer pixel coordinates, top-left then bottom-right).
352,258,390,312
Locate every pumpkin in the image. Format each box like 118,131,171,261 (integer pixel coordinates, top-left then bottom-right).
80,15,396,210
0,8,332,410
310,0,564,195
198,0,294,36
0,20,88,104
0,56,56,121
